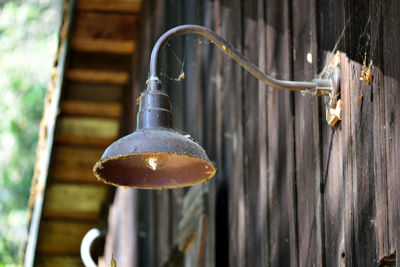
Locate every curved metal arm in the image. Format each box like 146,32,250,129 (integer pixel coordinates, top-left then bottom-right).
149,24,336,96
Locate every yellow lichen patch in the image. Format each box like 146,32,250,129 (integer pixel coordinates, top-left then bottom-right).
136,96,141,106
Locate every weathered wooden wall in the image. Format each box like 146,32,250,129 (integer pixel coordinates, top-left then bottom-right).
108,0,400,266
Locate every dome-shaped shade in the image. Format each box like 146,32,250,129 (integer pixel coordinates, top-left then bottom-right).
93,128,216,189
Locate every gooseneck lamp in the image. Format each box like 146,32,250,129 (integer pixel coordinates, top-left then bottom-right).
93,25,340,189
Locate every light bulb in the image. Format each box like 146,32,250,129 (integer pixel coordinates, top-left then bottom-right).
143,153,168,171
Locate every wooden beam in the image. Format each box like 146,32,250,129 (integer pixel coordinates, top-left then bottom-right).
76,0,141,13
35,255,83,267
50,146,103,184
64,82,123,103
56,116,119,140
66,69,129,85
60,100,122,118
37,220,93,255
71,38,136,54
72,12,138,40
55,134,115,147
43,184,108,220
55,115,119,146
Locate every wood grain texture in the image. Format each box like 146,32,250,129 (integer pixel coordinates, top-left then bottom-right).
318,2,348,266
291,0,323,266
265,0,297,266
203,1,220,266
370,0,389,262
344,2,378,266
341,54,354,267
219,0,246,266
243,0,265,265
383,0,400,263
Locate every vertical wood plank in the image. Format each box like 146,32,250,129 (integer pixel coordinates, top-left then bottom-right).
156,190,170,265
345,1,379,265
165,0,185,132
291,0,322,265
265,0,297,266
257,0,268,265
369,0,390,262
318,0,349,266
341,53,353,267
242,0,266,265
104,189,137,266
203,1,218,267
220,0,245,266
183,0,203,143
383,0,400,263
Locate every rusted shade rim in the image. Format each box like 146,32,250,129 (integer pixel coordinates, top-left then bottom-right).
93,152,216,189
92,128,216,189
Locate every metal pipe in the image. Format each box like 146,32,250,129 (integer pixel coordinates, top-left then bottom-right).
149,24,333,96
81,228,102,267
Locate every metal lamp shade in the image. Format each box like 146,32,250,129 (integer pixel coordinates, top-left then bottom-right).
93,128,216,189
93,82,215,189
93,128,215,189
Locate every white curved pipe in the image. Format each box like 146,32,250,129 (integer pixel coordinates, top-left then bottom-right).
80,228,101,267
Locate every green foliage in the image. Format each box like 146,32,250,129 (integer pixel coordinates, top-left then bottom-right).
0,0,59,264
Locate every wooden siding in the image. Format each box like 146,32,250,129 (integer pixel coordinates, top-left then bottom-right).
103,0,400,266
